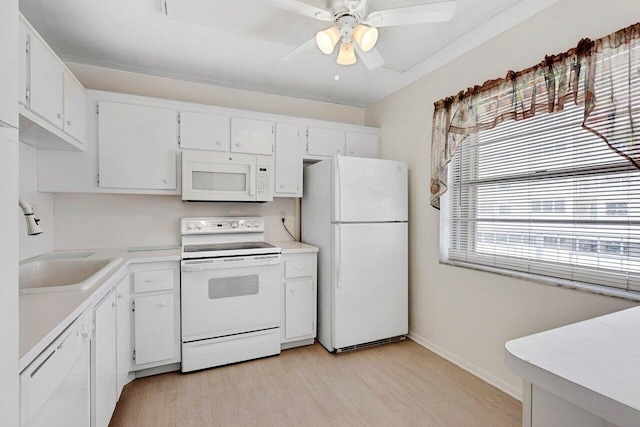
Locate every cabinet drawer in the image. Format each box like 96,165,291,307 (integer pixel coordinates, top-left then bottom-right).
133,269,174,293
285,258,315,278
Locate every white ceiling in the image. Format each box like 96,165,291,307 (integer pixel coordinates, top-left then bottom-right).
19,0,559,107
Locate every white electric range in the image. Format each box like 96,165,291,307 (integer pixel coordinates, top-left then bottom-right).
180,217,282,372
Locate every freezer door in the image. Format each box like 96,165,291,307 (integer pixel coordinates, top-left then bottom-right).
334,156,408,223
333,222,408,350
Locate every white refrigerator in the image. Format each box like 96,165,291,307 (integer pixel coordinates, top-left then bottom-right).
302,155,408,352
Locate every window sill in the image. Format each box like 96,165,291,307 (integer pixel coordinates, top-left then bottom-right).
440,259,640,303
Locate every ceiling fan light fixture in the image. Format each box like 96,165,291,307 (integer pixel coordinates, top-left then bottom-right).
315,26,341,55
336,42,357,66
353,24,378,52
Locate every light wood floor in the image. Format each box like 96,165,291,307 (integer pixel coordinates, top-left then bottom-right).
109,340,521,427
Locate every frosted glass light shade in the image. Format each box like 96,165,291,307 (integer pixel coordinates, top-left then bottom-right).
316,26,341,55
353,25,378,52
337,42,357,65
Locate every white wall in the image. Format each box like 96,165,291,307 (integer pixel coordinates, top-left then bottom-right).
0,129,19,427
54,195,297,249
19,143,54,260
365,0,640,399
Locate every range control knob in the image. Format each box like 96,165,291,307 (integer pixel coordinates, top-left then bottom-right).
231,222,238,229
196,223,203,230
253,220,260,228
187,222,195,230
246,222,253,228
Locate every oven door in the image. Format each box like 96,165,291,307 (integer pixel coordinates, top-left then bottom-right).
181,255,281,342
182,154,256,202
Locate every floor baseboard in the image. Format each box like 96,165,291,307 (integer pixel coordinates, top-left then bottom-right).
408,331,522,401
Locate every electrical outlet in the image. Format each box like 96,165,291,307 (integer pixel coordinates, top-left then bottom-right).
280,210,287,221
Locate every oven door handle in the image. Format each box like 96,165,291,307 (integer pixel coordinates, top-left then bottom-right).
181,255,281,272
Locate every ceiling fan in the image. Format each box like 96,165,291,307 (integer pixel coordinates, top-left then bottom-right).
268,0,457,70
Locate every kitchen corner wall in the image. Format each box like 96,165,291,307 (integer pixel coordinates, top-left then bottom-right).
365,0,640,400
52,64,361,250
19,143,54,260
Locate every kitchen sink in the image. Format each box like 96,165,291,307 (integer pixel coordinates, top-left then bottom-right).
19,258,122,294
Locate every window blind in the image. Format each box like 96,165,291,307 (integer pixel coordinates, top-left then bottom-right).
446,69,640,293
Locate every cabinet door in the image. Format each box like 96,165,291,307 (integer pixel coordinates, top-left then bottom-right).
274,123,302,197
29,33,64,129
346,131,378,158
18,22,28,107
115,277,130,398
0,1,18,128
134,294,175,366
285,280,315,340
98,101,178,190
93,291,117,427
180,110,229,151
231,117,274,155
307,127,345,157
63,71,85,143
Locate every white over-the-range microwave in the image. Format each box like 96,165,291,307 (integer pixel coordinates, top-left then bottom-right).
182,150,273,202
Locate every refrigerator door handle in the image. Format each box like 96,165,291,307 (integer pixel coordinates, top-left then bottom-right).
336,224,342,288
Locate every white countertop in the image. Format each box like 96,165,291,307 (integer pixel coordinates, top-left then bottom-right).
269,241,319,254
505,306,640,427
19,247,180,371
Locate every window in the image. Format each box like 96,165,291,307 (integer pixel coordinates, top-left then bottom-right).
445,101,640,292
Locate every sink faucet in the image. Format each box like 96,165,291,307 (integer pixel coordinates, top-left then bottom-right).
19,198,43,236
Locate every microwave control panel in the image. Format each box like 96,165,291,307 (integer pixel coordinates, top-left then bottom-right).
256,165,272,201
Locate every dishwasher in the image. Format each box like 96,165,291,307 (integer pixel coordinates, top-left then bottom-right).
20,310,92,427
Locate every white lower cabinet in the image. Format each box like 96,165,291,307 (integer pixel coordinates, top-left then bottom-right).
92,289,117,427
280,252,317,348
115,278,131,397
130,262,181,370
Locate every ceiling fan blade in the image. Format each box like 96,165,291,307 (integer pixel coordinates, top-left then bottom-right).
363,1,457,27
281,37,318,61
355,45,385,70
266,0,333,22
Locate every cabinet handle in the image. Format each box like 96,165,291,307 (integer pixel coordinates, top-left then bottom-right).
235,143,240,147
118,293,124,300
163,179,170,184
57,113,64,119
289,288,296,293
280,184,284,188
66,120,73,126
215,141,221,145
145,278,162,283
159,302,168,308
112,302,116,308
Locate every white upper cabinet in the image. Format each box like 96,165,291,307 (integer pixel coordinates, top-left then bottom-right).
18,22,27,107
98,101,178,190
0,0,18,128
274,123,302,197
63,71,86,143
179,110,229,152
29,33,64,129
306,126,345,158
18,16,85,150
231,117,274,155
346,131,378,158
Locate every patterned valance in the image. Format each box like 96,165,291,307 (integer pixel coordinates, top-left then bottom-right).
430,23,640,209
